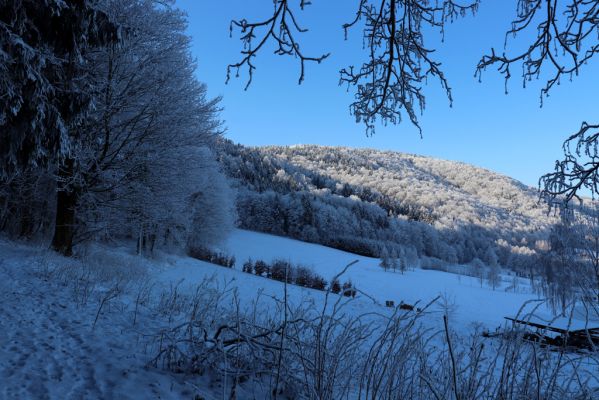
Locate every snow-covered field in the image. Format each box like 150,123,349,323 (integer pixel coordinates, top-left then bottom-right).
0,241,199,399
155,230,526,330
1,229,597,399
216,230,597,330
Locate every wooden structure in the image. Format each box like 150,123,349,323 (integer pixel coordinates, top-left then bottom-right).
505,317,599,351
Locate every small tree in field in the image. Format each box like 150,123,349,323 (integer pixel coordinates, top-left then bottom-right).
400,256,409,275
254,260,269,277
390,256,399,273
271,260,293,283
379,247,391,272
486,263,501,291
311,275,327,291
470,258,486,288
242,259,254,274
295,266,313,287
342,280,357,298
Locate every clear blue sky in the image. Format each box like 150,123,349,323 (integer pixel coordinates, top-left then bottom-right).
176,0,599,188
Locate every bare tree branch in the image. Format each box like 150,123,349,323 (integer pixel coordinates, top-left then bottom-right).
228,0,478,134
540,121,599,205
227,0,330,89
475,1,599,206
341,0,479,135
477,0,599,103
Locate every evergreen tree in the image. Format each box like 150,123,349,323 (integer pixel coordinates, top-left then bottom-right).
0,0,120,255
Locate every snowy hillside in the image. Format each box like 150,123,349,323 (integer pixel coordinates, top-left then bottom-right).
216,141,569,277
262,145,549,230
147,229,554,331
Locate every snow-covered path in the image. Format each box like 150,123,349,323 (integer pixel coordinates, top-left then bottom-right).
0,243,195,400
0,275,110,399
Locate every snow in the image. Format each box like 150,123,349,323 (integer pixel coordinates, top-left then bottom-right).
166,229,599,331
0,241,208,399
1,229,597,398
218,229,581,329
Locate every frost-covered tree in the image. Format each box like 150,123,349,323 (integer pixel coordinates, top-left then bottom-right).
390,251,400,273
539,214,583,313
0,0,119,175
574,204,599,303
379,247,391,272
484,247,499,268
81,0,230,255
486,263,501,291
0,0,120,254
0,0,234,256
470,258,486,288
187,150,237,251
330,279,341,294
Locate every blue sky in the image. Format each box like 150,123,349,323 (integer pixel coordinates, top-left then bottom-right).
176,1,599,188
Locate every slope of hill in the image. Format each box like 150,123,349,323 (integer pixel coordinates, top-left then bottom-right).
216,141,560,274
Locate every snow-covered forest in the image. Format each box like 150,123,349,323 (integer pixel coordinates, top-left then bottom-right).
2,0,599,399
216,141,555,265
0,0,236,257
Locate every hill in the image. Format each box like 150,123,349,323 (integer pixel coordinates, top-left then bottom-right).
215,141,560,274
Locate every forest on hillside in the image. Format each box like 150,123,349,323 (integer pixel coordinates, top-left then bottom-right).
217,140,599,309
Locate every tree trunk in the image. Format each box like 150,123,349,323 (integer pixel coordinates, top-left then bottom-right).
19,204,34,238
51,159,78,256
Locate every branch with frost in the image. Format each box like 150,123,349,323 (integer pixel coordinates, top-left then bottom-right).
227,0,330,88
477,0,599,102
228,0,478,134
540,122,599,205
341,0,479,135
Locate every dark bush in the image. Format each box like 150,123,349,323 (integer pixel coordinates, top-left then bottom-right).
330,279,341,294
294,266,313,287
242,258,328,292
188,246,235,268
342,280,356,298
242,259,254,274
310,275,327,291
254,260,269,277
271,260,293,283
325,237,379,258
